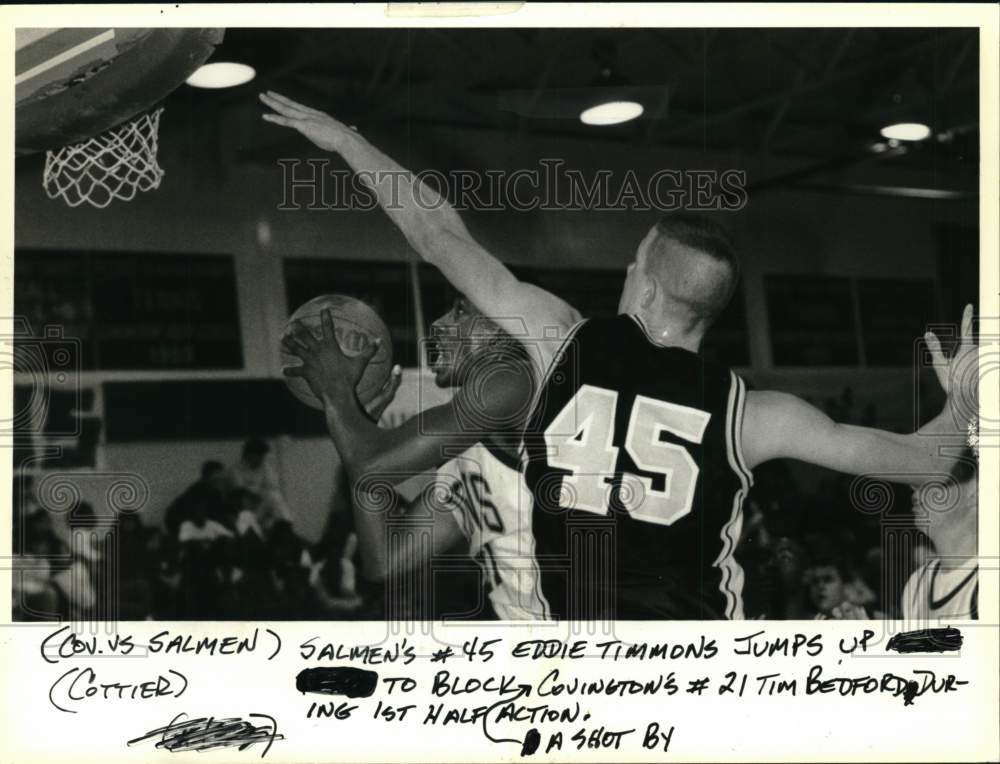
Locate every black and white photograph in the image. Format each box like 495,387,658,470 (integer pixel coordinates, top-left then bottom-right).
2,4,997,763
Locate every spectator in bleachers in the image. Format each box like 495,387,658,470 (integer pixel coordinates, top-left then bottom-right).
12,509,62,620
228,488,272,615
62,501,100,618
144,526,181,619
117,512,154,619
178,491,235,545
177,491,234,618
227,438,293,530
861,545,883,607
164,460,229,537
806,555,868,619
12,474,36,549
230,487,266,541
769,537,813,619
267,519,315,616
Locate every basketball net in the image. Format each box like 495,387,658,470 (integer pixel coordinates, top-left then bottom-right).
43,108,165,208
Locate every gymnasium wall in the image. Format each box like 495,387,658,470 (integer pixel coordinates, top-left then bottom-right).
13,122,977,541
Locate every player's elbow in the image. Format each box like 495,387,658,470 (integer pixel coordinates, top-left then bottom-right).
351,496,394,584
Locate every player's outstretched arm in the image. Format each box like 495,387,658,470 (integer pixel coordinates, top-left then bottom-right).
260,91,580,376
741,306,978,484
741,391,956,483
282,308,532,482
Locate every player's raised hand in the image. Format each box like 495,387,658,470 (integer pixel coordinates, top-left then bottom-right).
925,303,978,427
260,91,357,152
282,308,381,405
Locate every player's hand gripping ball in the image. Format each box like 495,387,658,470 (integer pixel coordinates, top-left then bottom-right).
281,294,393,409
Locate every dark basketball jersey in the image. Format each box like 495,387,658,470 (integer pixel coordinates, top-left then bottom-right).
522,314,753,620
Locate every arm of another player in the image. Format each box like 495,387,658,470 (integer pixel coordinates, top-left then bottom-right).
282,308,533,483
260,91,580,377
742,304,978,483
741,391,948,482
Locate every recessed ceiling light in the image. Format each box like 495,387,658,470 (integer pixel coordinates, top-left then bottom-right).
879,122,931,141
186,62,256,89
580,101,644,126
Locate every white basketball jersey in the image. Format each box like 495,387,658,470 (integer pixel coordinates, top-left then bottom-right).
435,443,546,620
901,557,978,622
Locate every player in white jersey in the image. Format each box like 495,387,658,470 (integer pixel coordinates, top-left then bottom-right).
433,441,542,619
299,293,544,620
900,315,979,622
902,463,978,620
418,294,543,619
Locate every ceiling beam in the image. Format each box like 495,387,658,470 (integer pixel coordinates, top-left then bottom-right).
746,145,910,193
793,182,975,200
643,86,672,144
758,30,856,154
516,31,566,138
364,30,401,99
939,36,975,98
657,30,970,143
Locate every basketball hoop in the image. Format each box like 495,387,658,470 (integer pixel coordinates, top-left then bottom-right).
42,108,165,209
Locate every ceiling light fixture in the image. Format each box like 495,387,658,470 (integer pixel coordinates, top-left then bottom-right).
580,100,644,126
186,62,256,89
879,122,931,142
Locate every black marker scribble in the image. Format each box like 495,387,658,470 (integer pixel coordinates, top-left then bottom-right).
887,627,963,654
128,712,282,758
296,666,378,698
521,727,541,756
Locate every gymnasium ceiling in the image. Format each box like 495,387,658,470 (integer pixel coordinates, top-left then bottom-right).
27,27,984,195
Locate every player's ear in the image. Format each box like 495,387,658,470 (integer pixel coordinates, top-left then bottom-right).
639,274,657,309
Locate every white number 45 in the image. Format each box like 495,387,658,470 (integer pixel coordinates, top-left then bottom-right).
543,384,711,526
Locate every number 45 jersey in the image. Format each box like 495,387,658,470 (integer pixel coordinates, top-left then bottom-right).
523,314,754,620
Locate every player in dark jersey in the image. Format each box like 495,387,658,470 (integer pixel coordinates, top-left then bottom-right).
521,312,752,619
265,91,976,620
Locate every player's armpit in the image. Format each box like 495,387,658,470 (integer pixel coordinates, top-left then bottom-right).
742,390,952,484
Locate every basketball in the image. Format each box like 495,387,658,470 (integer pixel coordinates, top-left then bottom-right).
281,294,394,410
